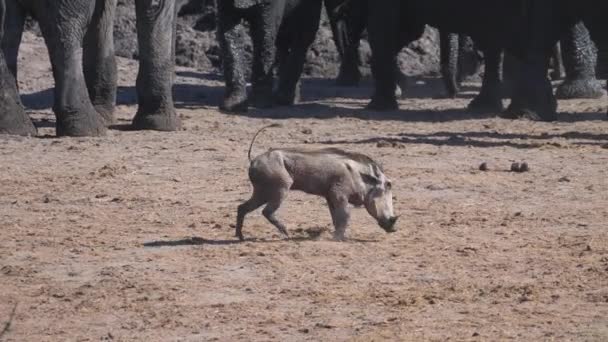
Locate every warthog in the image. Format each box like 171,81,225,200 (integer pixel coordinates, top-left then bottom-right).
236,124,398,241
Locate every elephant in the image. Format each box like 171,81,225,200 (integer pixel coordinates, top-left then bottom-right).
0,0,180,137
217,0,323,112
325,0,490,103
0,0,36,135
446,22,602,101
366,0,608,121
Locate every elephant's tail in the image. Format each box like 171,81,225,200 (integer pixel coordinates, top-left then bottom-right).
248,123,282,162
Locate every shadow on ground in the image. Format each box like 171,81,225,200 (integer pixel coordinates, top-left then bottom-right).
316,130,608,149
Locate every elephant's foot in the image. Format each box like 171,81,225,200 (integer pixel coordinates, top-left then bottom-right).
275,85,301,106
249,87,274,109
219,90,248,113
467,91,504,113
335,67,361,87
503,75,558,122
131,110,181,131
555,78,605,99
55,109,107,137
500,106,556,121
366,94,398,111
0,109,37,136
501,100,557,122
94,105,116,126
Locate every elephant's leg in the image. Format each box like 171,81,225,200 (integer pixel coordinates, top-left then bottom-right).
440,31,460,98
1,0,25,81
467,46,503,113
326,0,366,86
248,2,285,109
0,0,36,136
457,35,482,83
83,0,117,125
556,21,604,99
367,2,400,110
549,43,564,80
132,0,180,131
275,0,322,106
503,52,557,121
217,3,248,112
45,2,106,137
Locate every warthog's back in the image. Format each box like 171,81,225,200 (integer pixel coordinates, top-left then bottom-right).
250,147,381,196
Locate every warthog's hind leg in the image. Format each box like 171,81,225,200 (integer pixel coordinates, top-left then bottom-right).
236,189,266,241
262,187,290,239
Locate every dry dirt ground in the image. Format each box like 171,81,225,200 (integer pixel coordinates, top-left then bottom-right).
1,33,608,342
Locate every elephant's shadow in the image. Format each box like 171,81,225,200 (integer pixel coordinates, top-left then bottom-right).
20,81,224,111
19,74,606,126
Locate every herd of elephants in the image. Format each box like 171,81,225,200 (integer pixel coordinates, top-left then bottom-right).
0,0,607,137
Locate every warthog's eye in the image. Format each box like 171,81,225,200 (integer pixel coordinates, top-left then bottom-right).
385,181,392,190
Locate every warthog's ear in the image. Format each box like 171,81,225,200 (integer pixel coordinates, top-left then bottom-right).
360,172,381,186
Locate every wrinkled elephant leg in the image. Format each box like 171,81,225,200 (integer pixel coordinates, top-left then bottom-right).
326,0,365,86
45,3,106,137
0,0,36,136
556,21,603,99
440,31,460,98
467,47,503,113
367,2,400,110
217,3,248,112
0,53,35,136
248,3,285,109
1,0,25,82
549,43,564,80
275,1,322,106
83,0,117,125
131,0,180,131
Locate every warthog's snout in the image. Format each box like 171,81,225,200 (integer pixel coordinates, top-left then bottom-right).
378,216,398,233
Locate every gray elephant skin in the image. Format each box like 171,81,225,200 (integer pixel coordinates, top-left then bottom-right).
0,0,179,137
0,0,36,135
217,0,323,112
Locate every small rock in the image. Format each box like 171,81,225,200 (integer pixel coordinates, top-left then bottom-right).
558,176,571,182
479,162,488,171
301,128,312,135
472,332,479,337
519,162,529,172
298,328,310,334
510,162,521,172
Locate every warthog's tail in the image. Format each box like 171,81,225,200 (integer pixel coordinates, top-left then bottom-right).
248,123,282,161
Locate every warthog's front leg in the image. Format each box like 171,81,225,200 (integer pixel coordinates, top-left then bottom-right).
327,194,350,241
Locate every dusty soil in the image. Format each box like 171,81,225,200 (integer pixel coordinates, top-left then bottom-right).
1,33,608,342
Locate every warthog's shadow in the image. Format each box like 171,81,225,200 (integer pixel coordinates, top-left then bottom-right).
142,234,379,247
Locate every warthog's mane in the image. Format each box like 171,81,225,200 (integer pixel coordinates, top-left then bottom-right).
273,147,383,171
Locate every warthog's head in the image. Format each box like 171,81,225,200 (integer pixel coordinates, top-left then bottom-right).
361,165,398,233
